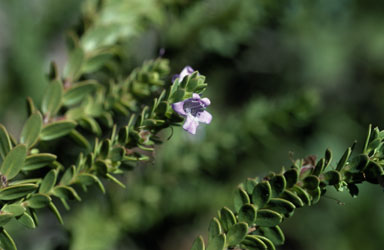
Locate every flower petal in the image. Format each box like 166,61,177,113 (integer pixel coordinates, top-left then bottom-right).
183,116,199,134
192,93,201,99
179,66,194,82
172,101,187,116
197,111,212,124
172,74,180,83
201,97,211,106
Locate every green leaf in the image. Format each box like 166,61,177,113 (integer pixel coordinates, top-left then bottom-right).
48,202,63,225
69,130,90,149
323,170,341,185
303,175,320,190
206,233,226,250
308,187,321,204
0,213,13,226
0,184,37,200
255,235,276,250
78,116,101,135
26,194,52,209
238,204,257,225
0,144,27,180
241,235,267,250
348,183,359,197
0,125,12,161
83,53,113,74
283,169,298,188
349,154,369,173
60,166,75,185
336,147,352,171
23,153,56,171
363,124,372,153
269,175,286,197
0,228,17,250
368,138,381,153
364,161,384,184
219,207,236,232
266,198,296,216
29,208,39,227
259,226,285,246
324,149,333,169
292,185,311,206
20,113,42,147
208,217,222,243
110,146,125,162
75,173,105,193
39,170,57,194
191,236,205,250
63,47,84,81
227,222,248,247
53,185,81,201
94,160,108,176
280,190,304,208
252,181,271,209
312,158,325,176
17,212,36,229
106,173,126,188
255,209,282,227
100,139,111,159
41,80,63,116
245,178,258,194
63,80,98,106
1,204,26,217
40,121,76,141
234,187,250,212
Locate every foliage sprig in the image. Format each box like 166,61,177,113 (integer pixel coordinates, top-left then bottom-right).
191,124,384,250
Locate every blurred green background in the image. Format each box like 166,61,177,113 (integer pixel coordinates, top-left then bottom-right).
1,0,384,249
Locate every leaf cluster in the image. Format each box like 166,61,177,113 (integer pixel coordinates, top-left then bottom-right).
192,125,384,250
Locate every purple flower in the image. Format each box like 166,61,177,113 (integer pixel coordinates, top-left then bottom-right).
172,66,195,83
172,93,212,134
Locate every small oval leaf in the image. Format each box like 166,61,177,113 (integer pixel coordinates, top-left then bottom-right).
17,212,36,229
63,80,98,106
0,125,12,161
20,113,42,147
1,204,26,217
0,228,17,250
206,233,226,250
208,217,222,243
26,193,52,209
241,235,267,250
238,204,257,225
23,153,57,171
266,198,296,216
39,170,57,194
219,207,236,232
63,47,84,81
292,185,311,206
191,235,205,250
234,187,250,212
259,226,285,246
283,169,298,188
227,222,248,247
252,181,271,209
41,80,63,116
0,144,27,180
303,175,320,190
40,121,76,141
269,175,286,197
0,184,37,200
256,209,282,227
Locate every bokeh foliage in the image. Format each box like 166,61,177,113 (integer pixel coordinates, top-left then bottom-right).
1,0,384,250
